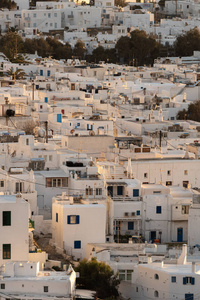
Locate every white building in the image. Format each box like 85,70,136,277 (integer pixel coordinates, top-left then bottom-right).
52,197,106,259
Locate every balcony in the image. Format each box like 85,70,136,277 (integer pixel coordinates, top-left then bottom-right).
112,196,142,202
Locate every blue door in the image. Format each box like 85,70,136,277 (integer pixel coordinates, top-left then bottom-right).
47,70,51,77
44,97,48,103
57,114,62,123
177,228,183,242
185,294,194,300
40,70,43,76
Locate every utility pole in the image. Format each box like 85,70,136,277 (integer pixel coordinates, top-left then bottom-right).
45,121,48,143
32,81,35,101
159,130,162,153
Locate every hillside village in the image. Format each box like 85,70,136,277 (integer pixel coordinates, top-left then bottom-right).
1,0,200,299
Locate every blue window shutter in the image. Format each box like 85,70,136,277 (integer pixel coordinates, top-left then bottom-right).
67,215,70,224
40,70,43,76
191,277,195,285
45,97,48,103
87,124,89,130
74,240,81,249
76,215,80,224
91,125,93,130
183,277,187,285
136,210,140,216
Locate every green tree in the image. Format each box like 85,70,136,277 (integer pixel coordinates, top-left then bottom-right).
177,101,200,122
115,36,131,64
130,29,159,66
0,0,16,9
0,32,24,61
5,68,27,81
174,28,200,57
73,40,87,59
75,258,120,299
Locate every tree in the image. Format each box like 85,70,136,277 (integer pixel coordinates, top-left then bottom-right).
0,0,16,9
75,258,120,299
130,29,159,66
115,30,159,66
5,68,27,81
115,36,131,64
73,40,87,59
115,0,127,7
0,31,24,61
174,28,200,57
177,101,200,122
19,120,36,135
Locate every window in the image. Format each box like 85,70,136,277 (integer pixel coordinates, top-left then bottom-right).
117,186,123,196
54,13,57,17
74,240,81,249
3,211,11,226
133,189,139,197
128,222,134,230
49,155,52,161
182,205,189,214
166,181,172,186
67,215,80,224
0,181,4,187
127,270,133,281
44,286,48,292
77,123,80,127
33,13,36,17
183,277,195,285
171,276,176,283
1,284,5,289
96,188,102,196
153,191,161,194
184,170,188,175
155,274,159,280
3,244,11,259
48,13,51,18
156,206,162,214
183,181,189,188
56,213,58,222
144,173,148,178
46,178,67,187
86,187,93,196
119,270,125,281
154,291,159,297
136,210,140,216
15,182,24,193
167,170,171,175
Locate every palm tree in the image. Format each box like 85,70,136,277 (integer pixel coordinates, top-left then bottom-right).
5,68,27,81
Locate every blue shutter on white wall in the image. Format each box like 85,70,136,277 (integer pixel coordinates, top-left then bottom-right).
76,215,80,224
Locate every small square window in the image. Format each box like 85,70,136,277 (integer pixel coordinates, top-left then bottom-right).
44,286,48,292
144,173,148,178
171,276,176,283
167,170,171,175
184,170,188,175
156,206,162,214
1,284,5,289
74,240,81,249
136,210,140,216
0,181,4,187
